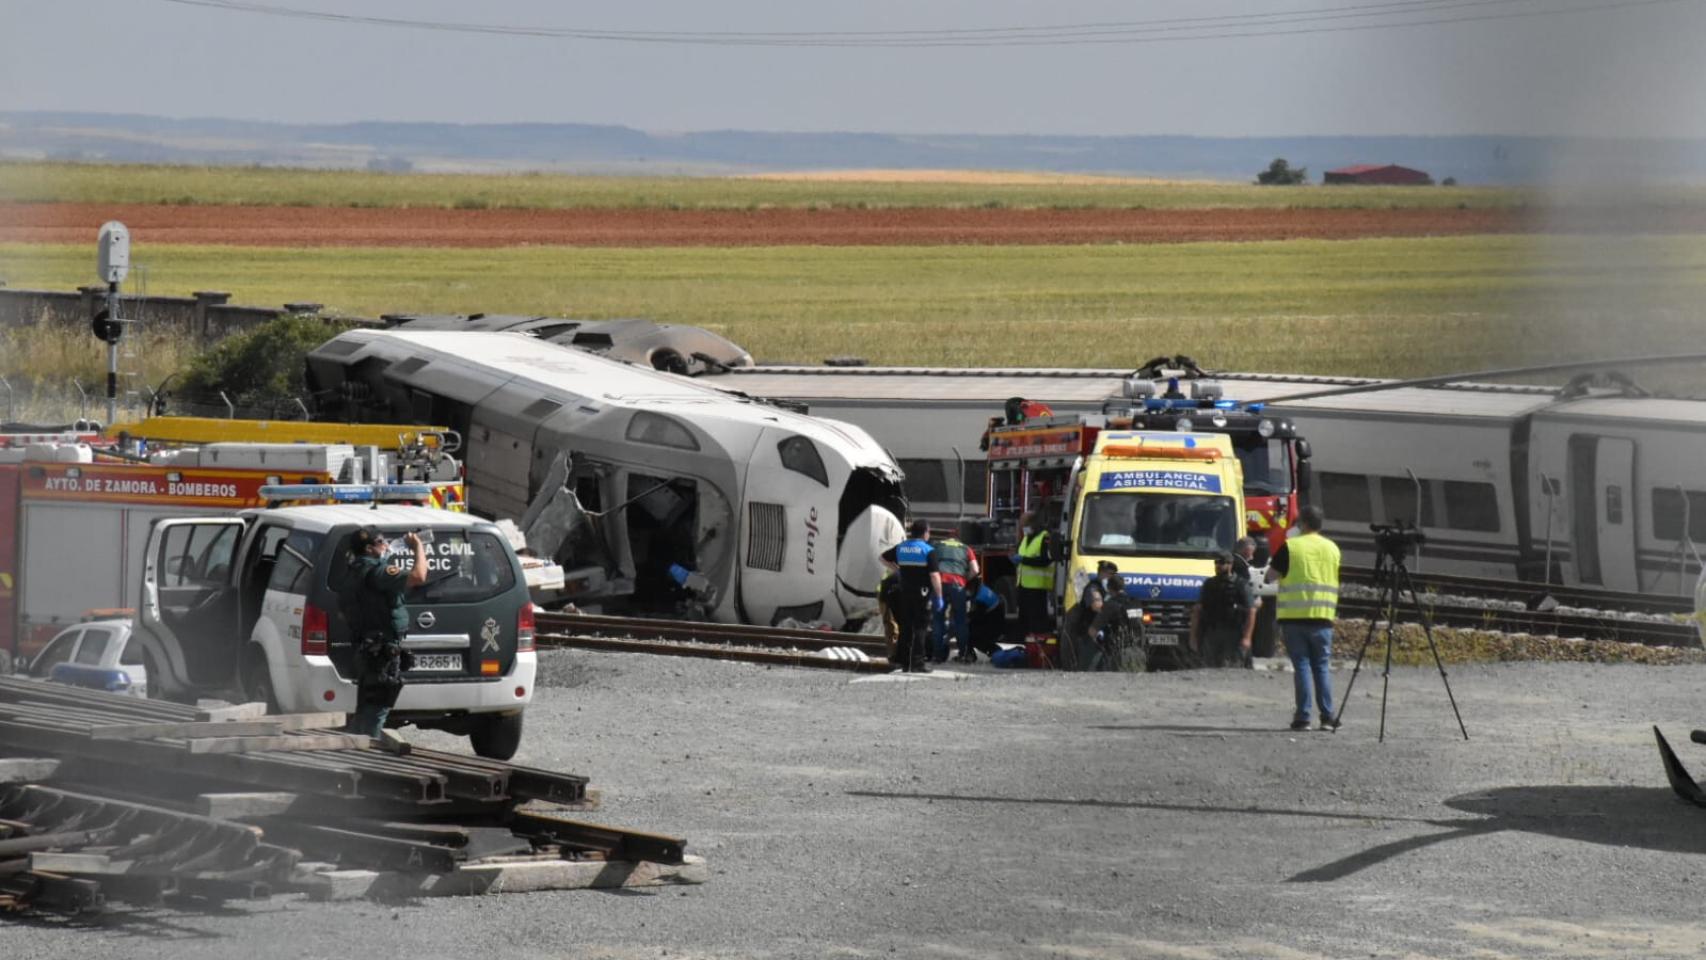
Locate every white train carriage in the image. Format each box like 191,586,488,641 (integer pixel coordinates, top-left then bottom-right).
1526,397,1706,596
706,366,1142,520
305,330,907,628
1263,387,1559,581
698,361,1706,599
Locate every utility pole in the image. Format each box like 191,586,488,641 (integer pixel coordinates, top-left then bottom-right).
95,222,130,427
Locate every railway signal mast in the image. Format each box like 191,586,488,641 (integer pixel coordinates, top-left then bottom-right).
93,221,130,427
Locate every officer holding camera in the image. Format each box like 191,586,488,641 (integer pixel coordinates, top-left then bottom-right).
341,526,429,737
1266,506,1342,731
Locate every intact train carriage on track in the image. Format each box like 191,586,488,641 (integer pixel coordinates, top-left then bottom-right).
695,363,1706,600
305,330,907,630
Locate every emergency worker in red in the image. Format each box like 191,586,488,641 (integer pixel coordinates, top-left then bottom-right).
932,533,979,663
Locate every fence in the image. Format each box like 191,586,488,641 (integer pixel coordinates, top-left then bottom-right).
0,284,380,341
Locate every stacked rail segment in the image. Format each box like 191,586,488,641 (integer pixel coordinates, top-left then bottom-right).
0,676,700,916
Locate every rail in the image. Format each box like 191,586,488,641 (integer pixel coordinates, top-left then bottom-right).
534,612,887,657
1335,597,1699,648
1341,566,1693,616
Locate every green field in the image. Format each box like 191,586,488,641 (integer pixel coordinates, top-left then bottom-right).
0,161,1533,211
6,234,1705,378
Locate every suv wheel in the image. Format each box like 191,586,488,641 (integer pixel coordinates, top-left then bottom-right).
469,712,524,761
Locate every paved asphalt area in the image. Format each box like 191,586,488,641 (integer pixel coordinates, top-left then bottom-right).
11,651,1706,959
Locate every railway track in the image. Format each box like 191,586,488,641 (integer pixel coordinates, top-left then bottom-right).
533,612,890,672
1336,596,1700,647
1341,565,1694,616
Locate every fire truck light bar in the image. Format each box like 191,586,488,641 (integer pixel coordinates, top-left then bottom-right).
1139,398,1265,414
258,483,435,502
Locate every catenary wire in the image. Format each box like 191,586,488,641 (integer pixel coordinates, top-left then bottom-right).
151,0,1702,47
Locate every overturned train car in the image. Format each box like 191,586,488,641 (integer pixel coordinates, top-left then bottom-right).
306,330,907,628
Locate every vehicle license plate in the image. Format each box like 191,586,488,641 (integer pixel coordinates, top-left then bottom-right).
411,653,462,672
1146,633,1180,647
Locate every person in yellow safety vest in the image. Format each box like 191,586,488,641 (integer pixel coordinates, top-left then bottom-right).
1266,505,1342,732
1014,512,1055,638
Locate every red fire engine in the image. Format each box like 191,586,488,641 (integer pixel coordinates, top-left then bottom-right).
0,422,462,662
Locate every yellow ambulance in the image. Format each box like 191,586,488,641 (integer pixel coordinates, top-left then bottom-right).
1060,431,1246,653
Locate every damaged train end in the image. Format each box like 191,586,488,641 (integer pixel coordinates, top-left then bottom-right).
305,329,907,630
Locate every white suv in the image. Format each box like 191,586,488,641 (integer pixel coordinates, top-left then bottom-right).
134,504,537,759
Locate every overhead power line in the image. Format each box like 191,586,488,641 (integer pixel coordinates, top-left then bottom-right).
155,0,1700,46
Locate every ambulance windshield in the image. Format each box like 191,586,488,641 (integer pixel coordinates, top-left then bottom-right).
1078,493,1239,557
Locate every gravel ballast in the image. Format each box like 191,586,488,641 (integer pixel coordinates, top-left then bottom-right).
12,650,1706,959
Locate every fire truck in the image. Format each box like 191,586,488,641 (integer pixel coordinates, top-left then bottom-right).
0,421,463,663
978,376,1314,656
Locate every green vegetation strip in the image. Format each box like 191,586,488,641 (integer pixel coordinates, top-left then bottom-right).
4,234,1706,375
0,161,1536,211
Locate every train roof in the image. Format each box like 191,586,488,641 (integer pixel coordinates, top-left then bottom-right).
1268,386,1560,420
708,366,1136,405
1536,394,1706,428
701,364,1566,414
322,330,889,454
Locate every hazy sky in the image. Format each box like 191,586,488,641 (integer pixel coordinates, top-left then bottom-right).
4,0,1705,138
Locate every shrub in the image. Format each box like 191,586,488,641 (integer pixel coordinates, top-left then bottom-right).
176,314,347,410
1255,158,1309,185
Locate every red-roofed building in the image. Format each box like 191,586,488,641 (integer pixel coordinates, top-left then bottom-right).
1323,163,1433,185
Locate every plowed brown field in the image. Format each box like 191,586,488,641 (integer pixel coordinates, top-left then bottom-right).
2,201,1697,247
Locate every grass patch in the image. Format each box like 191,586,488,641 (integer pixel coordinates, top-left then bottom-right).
1331,621,1706,666
0,321,203,422
0,160,1538,211
3,234,1704,377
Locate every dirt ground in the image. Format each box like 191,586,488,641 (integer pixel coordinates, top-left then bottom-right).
0,201,1542,247
11,651,1706,959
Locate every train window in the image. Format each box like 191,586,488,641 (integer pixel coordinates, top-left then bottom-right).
1605,485,1624,525
1317,473,1372,523
962,461,988,505
898,459,951,504
1441,481,1501,533
625,411,700,451
777,436,829,487
1378,477,1437,528
1651,488,1706,542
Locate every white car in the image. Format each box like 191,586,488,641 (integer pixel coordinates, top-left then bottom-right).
24,619,148,698
134,502,536,759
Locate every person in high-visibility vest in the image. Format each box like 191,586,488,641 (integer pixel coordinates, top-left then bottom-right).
1266,506,1342,731
933,534,979,664
1014,512,1055,637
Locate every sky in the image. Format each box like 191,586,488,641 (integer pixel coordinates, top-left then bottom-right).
2,0,1705,138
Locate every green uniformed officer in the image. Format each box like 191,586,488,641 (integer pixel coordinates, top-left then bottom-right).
343,525,428,738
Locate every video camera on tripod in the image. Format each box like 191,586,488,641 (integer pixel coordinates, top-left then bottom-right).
1369,519,1426,563
1341,518,1469,742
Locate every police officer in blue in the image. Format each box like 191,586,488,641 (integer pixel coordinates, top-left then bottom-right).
881,519,944,673
339,525,428,738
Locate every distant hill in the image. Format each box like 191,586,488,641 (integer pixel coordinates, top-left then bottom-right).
4,111,1705,185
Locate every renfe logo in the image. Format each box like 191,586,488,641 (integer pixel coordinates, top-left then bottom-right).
804,506,819,575
1099,470,1221,493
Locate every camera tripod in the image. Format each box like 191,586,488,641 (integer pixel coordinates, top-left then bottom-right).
1334,548,1469,742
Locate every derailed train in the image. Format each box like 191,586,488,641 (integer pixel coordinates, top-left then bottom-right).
305,329,907,629
695,362,1706,599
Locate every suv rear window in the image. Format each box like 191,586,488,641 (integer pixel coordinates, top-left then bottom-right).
330,528,518,605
